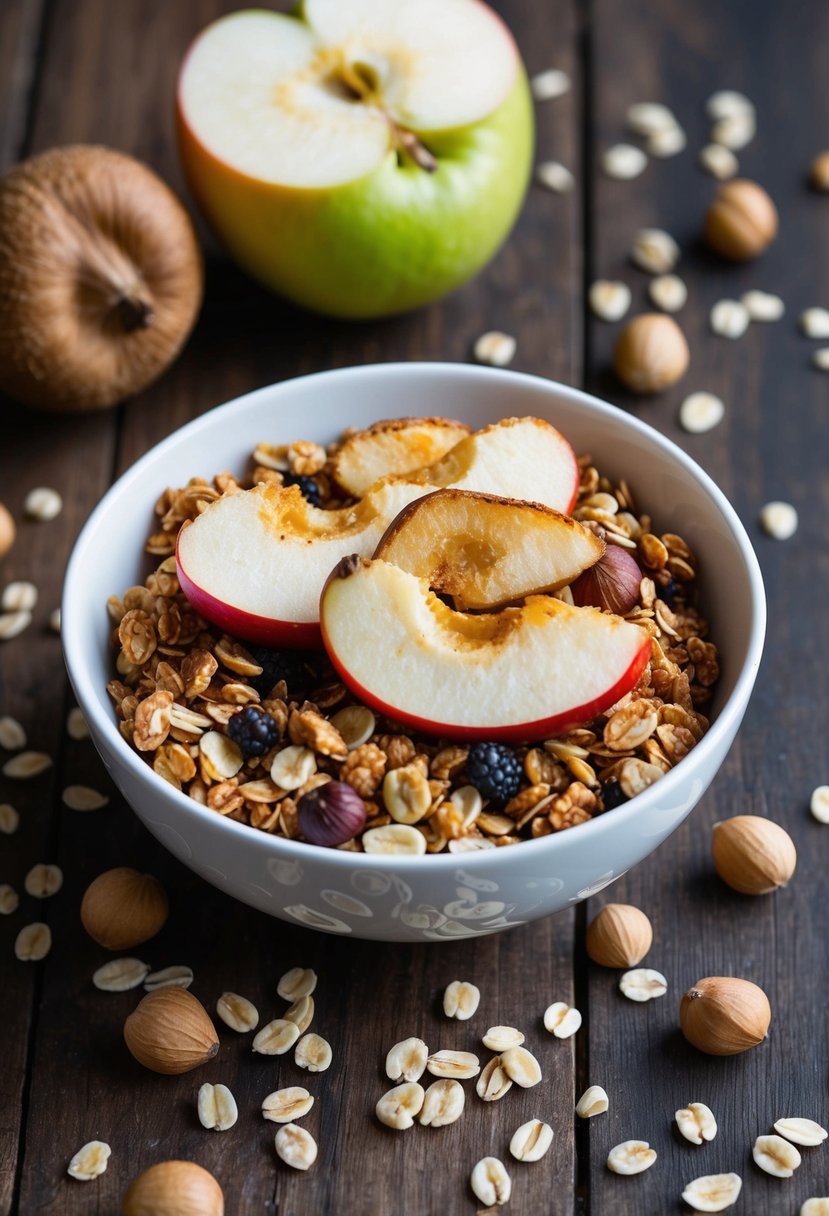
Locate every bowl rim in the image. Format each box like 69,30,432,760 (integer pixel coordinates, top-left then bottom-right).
63,362,766,870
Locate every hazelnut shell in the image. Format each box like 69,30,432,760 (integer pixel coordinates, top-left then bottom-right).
0,502,15,559
122,1159,224,1216
613,313,689,394
570,546,642,616
712,814,797,894
123,987,219,1075
680,975,771,1055
704,179,778,261
80,866,168,950
586,903,653,968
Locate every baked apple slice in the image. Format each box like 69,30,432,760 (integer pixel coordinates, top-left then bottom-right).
176,479,424,647
375,488,604,609
331,417,471,497
320,557,651,742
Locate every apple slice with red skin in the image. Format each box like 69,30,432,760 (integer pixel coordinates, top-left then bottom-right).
374,488,604,609
176,479,425,647
393,416,579,514
331,417,471,497
319,556,652,742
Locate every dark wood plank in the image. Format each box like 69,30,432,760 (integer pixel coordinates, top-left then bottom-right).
11,2,584,1213
0,0,45,168
586,1,829,1212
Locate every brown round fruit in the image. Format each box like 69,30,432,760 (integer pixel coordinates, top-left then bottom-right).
123,987,219,1075
80,866,168,950
122,1159,224,1216
679,975,771,1055
703,179,778,261
0,502,15,559
0,145,203,412
613,313,689,394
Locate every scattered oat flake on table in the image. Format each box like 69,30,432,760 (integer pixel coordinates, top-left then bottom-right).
682,1172,742,1212
253,1019,300,1056
753,1133,802,1177
67,1140,111,1182
0,611,32,641
144,965,194,991
813,349,829,370
0,884,20,915
649,273,687,313
419,1078,465,1127
0,715,26,750
501,1045,542,1088
67,708,89,740
0,803,20,834
386,1037,428,1083
760,501,798,540
706,90,755,121
427,1049,480,1080
24,863,63,898
262,1087,314,1124
801,1201,829,1216
49,608,61,633
603,143,647,180
589,280,631,322
710,299,749,339
443,979,480,1020
24,486,62,521
275,1123,317,1170
626,102,678,136
576,1085,609,1118
543,1001,582,1037
510,1119,554,1162
277,965,317,1001
680,392,725,434
62,784,109,811
3,751,51,779
530,68,570,101
476,1055,512,1102
607,1140,657,1175
619,967,667,1001
711,111,755,150
676,1102,718,1144
741,290,784,321
93,958,150,992
295,1032,332,1073
198,1082,238,1131
376,1082,425,1129
536,160,575,193
473,330,516,367
216,991,259,1032
647,124,686,158
630,228,680,274
699,143,738,180
471,1157,511,1207
801,308,829,338
15,922,51,961
773,1117,828,1146
1,581,37,611
810,786,829,824
482,1026,524,1052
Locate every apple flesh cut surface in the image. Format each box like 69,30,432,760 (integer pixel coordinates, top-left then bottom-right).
332,417,471,497
320,558,652,742
176,1,533,318
375,488,604,610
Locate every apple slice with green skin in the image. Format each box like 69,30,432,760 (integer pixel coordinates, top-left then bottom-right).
176,480,426,647
320,557,652,742
396,416,580,514
176,1,533,318
375,488,605,610
332,417,471,497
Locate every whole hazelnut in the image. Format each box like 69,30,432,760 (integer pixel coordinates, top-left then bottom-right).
704,179,778,261
124,987,219,1074
298,780,367,847
80,866,168,950
679,975,771,1055
586,903,653,968
711,814,796,894
810,150,829,192
0,501,15,559
570,546,642,616
122,1160,224,1216
613,313,689,394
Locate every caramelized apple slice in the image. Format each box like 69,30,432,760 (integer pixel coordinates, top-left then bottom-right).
320,557,651,742
331,417,471,496
375,488,604,609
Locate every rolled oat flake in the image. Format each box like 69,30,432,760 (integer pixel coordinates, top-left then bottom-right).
760,501,798,540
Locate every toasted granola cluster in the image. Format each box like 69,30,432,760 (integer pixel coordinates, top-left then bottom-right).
107,438,718,854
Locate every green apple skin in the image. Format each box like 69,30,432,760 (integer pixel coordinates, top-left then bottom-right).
177,51,534,318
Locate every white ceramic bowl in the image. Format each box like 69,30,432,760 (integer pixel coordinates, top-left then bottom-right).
63,364,765,942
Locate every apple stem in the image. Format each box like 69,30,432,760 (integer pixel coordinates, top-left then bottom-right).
393,125,438,173
114,293,155,332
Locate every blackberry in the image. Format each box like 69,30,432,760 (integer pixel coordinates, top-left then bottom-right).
601,780,627,811
466,742,522,805
227,706,281,757
283,474,322,507
656,575,677,609
248,645,313,696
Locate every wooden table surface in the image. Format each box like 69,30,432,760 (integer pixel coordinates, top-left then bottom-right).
2,2,827,1213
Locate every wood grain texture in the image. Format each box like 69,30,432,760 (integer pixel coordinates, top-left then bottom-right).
7,2,583,1213
586,1,829,1212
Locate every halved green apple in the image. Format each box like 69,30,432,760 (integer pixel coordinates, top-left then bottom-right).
320,557,652,742
375,488,604,609
331,417,471,497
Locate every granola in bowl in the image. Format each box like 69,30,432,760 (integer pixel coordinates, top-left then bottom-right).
106,421,718,856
